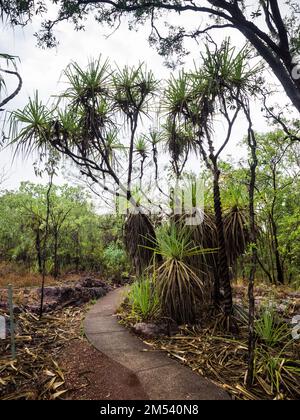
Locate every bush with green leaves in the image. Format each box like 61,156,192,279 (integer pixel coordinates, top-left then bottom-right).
128,276,159,321
148,222,215,324
102,243,129,277
0,182,126,279
255,305,290,347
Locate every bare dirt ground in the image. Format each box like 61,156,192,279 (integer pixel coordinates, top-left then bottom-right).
0,299,148,400
1,270,299,400
1,269,146,400
59,339,148,400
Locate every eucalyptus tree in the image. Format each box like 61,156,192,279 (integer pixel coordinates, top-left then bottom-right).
254,130,300,285
2,1,300,115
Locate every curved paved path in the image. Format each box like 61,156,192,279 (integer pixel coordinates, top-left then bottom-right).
84,287,230,400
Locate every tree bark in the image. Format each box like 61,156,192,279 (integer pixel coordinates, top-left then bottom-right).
270,216,285,284
53,229,59,279
0,68,22,110
35,230,42,274
244,109,258,388
212,167,233,316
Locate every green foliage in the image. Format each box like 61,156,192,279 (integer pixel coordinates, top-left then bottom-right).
150,223,215,324
0,182,125,278
9,91,52,156
255,306,290,347
102,243,128,276
254,347,300,398
245,130,300,285
128,276,159,320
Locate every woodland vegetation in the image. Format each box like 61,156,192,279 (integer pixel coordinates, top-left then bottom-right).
0,0,300,401
0,183,127,280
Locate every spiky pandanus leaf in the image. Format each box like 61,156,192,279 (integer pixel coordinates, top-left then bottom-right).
156,259,205,324
188,210,218,300
150,223,215,324
190,210,218,250
224,205,250,266
124,212,156,276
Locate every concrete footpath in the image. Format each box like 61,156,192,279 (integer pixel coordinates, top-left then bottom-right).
84,287,230,400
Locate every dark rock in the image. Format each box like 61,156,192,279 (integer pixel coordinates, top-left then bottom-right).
0,277,110,315
76,277,107,289
133,321,179,339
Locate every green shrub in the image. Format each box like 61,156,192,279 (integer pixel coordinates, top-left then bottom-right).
149,223,214,324
102,243,128,275
255,305,289,347
128,276,159,320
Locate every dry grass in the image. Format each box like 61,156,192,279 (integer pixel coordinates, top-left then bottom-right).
0,262,88,289
118,281,300,400
0,306,85,400
142,324,300,400
0,262,57,288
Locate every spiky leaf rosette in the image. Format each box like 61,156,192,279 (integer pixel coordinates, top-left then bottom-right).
151,223,215,324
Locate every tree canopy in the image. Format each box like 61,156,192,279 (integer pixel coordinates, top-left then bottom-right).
1,1,300,114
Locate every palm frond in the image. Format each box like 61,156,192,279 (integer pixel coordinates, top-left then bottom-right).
9,91,53,157
113,63,158,117
60,56,111,108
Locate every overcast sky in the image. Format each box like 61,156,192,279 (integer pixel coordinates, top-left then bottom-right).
0,6,283,192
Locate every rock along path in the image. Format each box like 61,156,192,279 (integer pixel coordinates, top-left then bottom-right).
84,287,230,400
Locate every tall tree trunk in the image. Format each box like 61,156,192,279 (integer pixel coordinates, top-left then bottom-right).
39,172,53,319
270,217,284,284
75,231,80,272
35,230,42,274
53,230,59,279
245,116,258,388
212,167,233,316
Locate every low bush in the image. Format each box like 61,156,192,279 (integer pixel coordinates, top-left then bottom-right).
128,276,159,320
255,305,289,347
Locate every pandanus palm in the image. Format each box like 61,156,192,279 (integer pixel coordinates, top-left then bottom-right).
148,223,215,324
9,57,160,276
163,39,260,318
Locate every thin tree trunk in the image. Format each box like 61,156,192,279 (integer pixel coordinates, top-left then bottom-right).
53,230,59,279
39,173,53,319
270,217,285,284
244,105,258,388
269,163,285,284
0,69,22,110
257,255,274,284
35,230,42,274
75,231,80,272
212,167,233,316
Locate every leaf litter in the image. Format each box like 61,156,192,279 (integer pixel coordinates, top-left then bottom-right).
0,306,84,400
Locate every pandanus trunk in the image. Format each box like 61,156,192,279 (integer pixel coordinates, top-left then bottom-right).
212,169,233,315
